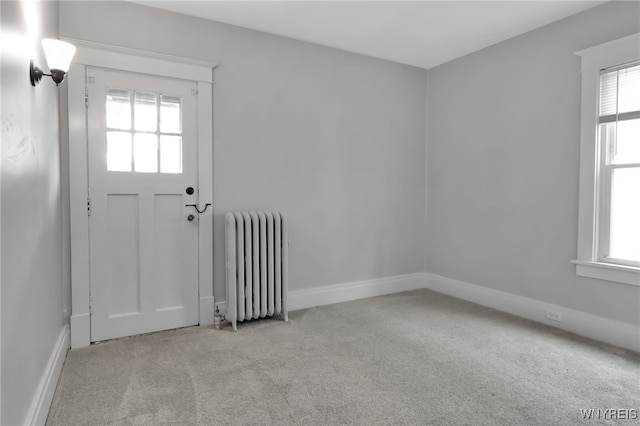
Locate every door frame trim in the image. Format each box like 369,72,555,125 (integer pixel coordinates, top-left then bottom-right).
67,40,217,348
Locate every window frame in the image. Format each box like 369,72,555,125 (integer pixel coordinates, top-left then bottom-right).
573,33,640,287
596,72,640,268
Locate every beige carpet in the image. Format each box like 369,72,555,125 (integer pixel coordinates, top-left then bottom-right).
47,289,639,425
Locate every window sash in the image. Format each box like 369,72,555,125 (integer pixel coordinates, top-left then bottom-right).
599,110,640,123
596,62,640,266
597,122,640,267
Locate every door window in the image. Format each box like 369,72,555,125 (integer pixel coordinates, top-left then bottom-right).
106,89,183,173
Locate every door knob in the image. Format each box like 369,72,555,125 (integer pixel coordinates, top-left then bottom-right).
187,214,195,221
185,187,195,195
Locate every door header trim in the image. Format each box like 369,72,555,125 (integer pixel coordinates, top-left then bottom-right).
62,37,217,83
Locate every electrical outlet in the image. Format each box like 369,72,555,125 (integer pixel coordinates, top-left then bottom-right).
546,309,562,322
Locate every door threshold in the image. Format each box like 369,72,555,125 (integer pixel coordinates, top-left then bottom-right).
90,325,201,346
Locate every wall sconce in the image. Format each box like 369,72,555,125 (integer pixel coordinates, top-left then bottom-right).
30,38,76,87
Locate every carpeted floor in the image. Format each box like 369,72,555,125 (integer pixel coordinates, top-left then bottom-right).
47,289,639,425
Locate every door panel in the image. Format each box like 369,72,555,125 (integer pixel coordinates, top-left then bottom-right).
154,194,190,310
106,194,140,318
87,67,199,342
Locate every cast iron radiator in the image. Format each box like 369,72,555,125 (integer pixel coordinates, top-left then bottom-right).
225,211,289,331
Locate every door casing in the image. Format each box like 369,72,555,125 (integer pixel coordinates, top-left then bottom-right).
66,38,217,348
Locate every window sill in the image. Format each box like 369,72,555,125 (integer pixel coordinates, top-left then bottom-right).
571,260,640,287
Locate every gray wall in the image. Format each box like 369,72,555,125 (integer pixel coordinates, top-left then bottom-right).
1,1,68,424
59,1,427,303
426,1,640,325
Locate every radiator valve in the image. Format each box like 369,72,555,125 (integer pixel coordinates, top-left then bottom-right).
214,306,226,329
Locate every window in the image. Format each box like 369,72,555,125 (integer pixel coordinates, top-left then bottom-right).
597,64,640,265
573,34,640,286
106,89,183,173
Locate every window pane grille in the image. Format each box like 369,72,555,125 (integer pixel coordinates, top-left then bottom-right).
609,168,640,261
106,131,132,172
105,89,183,174
134,92,157,132
160,135,182,174
160,95,181,134
106,89,131,130
133,133,158,173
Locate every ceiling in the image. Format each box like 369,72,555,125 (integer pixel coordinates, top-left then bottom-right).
132,1,607,69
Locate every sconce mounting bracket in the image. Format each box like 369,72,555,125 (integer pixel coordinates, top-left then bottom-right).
30,60,43,87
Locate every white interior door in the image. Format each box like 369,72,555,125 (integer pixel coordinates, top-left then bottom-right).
87,67,200,342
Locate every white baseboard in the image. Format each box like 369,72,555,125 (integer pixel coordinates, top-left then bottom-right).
216,270,638,352
216,273,427,316
425,273,640,352
24,325,70,426
288,273,426,311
